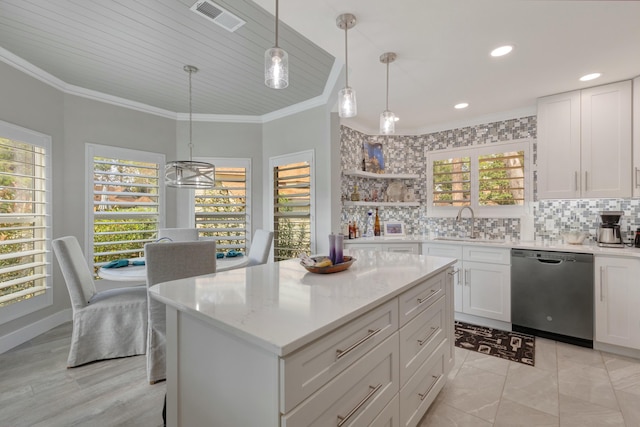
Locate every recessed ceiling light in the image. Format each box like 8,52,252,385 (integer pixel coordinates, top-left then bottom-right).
394,117,399,122
579,73,601,82
454,103,469,109
490,45,513,57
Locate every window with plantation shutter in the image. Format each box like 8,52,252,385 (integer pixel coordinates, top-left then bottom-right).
0,121,52,323
86,144,164,274
427,140,530,217
271,151,314,261
193,158,250,254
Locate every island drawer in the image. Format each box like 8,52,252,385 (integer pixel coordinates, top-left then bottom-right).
280,299,398,413
282,334,400,427
370,394,400,427
399,340,447,427
398,271,446,327
399,295,446,386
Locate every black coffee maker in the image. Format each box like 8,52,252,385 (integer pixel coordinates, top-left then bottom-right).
597,211,624,248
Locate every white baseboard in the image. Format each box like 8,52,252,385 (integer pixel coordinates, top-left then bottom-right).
0,309,72,354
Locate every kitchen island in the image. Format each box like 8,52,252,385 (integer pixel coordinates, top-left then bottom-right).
149,249,456,427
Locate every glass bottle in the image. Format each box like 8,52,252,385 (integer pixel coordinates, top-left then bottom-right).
374,208,381,236
350,184,360,201
635,228,640,248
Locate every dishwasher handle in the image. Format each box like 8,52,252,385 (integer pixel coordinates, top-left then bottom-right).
536,258,563,264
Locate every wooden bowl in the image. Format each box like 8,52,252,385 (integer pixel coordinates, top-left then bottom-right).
301,256,356,274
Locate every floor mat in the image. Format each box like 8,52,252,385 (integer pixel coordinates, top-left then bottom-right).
455,321,535,366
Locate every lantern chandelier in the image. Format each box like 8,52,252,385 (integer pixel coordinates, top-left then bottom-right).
379,52,397,135
336,13,357,118
165,65,215,189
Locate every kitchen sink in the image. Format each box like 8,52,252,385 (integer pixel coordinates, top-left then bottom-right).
433,237,506,244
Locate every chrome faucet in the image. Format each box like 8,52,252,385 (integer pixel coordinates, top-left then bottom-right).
455,206,476,239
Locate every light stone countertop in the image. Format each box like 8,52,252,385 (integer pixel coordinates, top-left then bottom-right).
345,235,640,258
148,249,455,357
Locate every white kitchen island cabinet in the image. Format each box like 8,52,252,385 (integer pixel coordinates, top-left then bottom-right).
149,250,455,427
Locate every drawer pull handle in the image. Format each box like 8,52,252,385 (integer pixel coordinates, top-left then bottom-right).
417,326,438,346
418,375,441,401
417,289,438,304
337,383,382,427
636,167,640,189
336,328,381,360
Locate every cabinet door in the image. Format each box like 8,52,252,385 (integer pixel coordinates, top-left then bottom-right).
462,261,511,322
595,257,640,349
537,90,582,199
422,244,463,312
581,81,632,198
633,77,640,197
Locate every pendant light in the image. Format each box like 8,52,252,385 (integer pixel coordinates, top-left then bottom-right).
264,0,289,89
379,52,397,135
165,65,215,189
336,13,357,118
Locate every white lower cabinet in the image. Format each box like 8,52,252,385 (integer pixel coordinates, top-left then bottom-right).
422,243,511,322
594,256,640,350
282,269,453,427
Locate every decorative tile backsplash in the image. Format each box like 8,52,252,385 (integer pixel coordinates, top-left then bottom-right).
340,118,640,241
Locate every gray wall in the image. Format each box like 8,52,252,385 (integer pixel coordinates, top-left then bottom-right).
262,105,342,255
0,63,67,338
174,120,263,230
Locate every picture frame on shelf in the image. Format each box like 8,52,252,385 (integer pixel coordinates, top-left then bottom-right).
363,141,385,173
383,221,405,236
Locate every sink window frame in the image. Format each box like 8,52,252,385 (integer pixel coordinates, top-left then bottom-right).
426,139,532,218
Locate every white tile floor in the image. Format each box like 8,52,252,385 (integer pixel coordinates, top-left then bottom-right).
419,339,640,427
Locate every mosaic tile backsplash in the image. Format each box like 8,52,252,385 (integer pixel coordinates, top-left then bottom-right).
340,118,640,242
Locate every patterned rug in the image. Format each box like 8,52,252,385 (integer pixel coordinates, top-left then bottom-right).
455,321,535,366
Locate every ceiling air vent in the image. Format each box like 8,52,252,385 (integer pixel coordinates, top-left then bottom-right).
190,0,246,32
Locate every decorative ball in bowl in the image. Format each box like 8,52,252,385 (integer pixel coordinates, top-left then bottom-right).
301,256,356,274
562,231,588,245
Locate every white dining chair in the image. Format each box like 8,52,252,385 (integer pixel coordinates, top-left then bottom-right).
144,240,217,384
157,228,199,242
52,236,148,368
246,229,274,267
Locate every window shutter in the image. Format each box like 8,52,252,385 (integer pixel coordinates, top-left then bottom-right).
478,151,525,206
0,138,49,306
195,166,248,252
91,152,161,272
273,162,311,261
432,156,471,206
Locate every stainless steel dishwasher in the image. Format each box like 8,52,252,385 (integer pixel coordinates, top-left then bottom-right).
511,249,594,348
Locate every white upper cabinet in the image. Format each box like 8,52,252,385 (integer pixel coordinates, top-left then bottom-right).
537,80,632,199
633,76,640,198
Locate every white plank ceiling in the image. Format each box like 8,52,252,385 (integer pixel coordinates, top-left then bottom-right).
1,0,640,134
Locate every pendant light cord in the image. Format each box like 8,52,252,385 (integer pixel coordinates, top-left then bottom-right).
385,61,390,111
188,67,194,161
274,0,279,48
344,25,349,87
